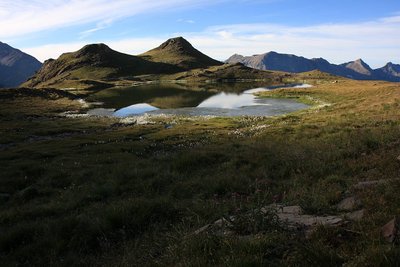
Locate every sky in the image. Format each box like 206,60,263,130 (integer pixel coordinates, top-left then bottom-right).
1,0,399,68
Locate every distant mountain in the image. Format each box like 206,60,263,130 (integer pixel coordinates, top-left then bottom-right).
140,37,222,70
0,42,42,88
23,43,180,88
226,52,400,82
375,62,400,81
342,59,373,76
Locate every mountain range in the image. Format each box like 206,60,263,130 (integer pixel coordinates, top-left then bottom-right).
22,37,284,89
4,37,399,89
0,42,42,88
226,52,400,82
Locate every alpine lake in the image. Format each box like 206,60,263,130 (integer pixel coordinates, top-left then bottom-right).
85,82,312,117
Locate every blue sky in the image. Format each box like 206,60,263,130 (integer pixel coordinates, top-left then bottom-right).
1,0,399,68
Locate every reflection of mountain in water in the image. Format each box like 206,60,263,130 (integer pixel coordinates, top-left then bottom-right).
86,82,311,117
88,82,269,109
88,83,213,109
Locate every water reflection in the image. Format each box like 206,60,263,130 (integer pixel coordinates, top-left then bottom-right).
198,92,256,109
87,83,311,117
114,103,158,117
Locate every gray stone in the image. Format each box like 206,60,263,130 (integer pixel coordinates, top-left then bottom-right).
337,196,362,211
282,206,303,215
193,224,212,235
193,204,345,237
344,209,365,221
264,204,343,229
381,217,399,243
276,212,343,228
353,180,387,190
353,179,400,190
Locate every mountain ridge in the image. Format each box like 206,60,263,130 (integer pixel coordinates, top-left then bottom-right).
226,52,400,82
23,37,284,89
0,42,42,88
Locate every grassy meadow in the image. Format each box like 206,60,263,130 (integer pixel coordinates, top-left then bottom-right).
1,77,400,266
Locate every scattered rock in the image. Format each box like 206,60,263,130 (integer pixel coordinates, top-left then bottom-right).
86,108,115,117
262,204,344,230
193,204,346,238
118,115,155,125
281,205,303,215
337,196,362,211
192,216,235,236
397,155,400,162
353,179,400,190
193,224,212,235
344,209,365,221
381,217,400,243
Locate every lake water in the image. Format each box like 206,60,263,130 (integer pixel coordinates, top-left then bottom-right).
86,83,311,117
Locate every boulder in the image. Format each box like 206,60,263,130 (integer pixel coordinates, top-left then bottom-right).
381,217,399,243
344,209,365,221
337,196,362,211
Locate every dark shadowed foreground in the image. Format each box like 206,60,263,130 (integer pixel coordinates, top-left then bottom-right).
1,77,400,266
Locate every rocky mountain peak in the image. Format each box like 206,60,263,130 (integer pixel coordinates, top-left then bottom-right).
344,58,373,75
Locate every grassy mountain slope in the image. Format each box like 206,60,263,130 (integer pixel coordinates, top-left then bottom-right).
140,37,223,70
22,43,180,89
163,62,292,83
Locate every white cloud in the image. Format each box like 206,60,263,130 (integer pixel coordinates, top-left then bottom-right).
177,19,195,24
79,19,114,39
0,0,213,38
189,15,400,68
22,14,400,68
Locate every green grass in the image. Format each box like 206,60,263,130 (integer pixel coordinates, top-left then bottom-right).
1,78,400,266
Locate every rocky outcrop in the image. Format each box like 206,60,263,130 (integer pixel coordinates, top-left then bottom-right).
22,43,180,88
